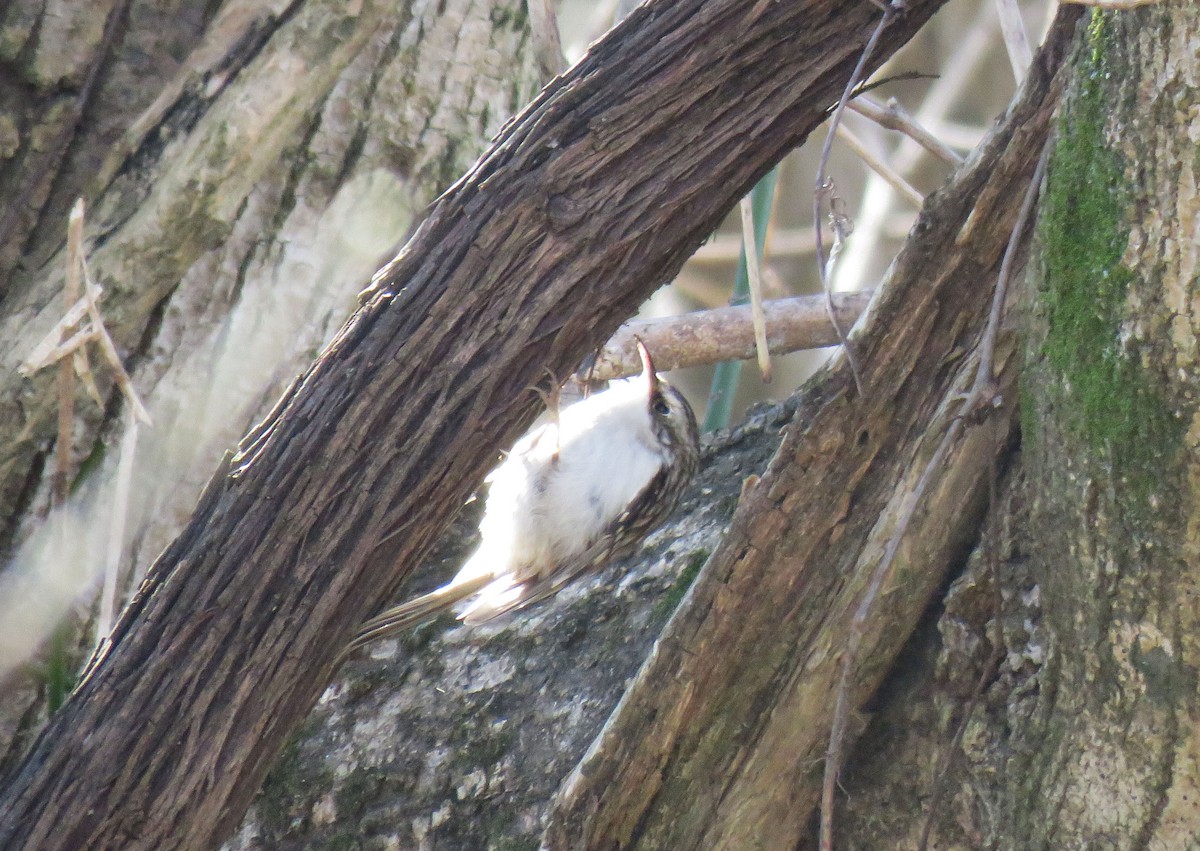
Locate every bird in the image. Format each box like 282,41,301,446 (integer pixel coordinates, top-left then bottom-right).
345,340,700,656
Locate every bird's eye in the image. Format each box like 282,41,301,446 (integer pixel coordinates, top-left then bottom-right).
652,395,671,417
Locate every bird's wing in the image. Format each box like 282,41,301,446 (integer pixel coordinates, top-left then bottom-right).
460,465,673,625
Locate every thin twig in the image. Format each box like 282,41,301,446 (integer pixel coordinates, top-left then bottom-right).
23,204,151,428
20,199,154,649
973,141,1050,397
831,2,998,296
835,123,925,208
896,1,997,177
992,0,1032,84
739,197,773,382
51,203,86,505
96,412,140,647
820,137,1052,851
848,96,962,168
814,3,898,398
79,257,152,426
26,328,101,369
22,285,103,374
583,292,873,381
74,343,105,409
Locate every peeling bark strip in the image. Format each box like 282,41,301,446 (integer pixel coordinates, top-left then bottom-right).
0,0,948,848
545,10,1082,851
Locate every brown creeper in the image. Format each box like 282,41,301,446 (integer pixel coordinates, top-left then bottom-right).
346,341,699,654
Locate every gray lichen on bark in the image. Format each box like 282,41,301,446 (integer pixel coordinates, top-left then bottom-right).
224,401,790,850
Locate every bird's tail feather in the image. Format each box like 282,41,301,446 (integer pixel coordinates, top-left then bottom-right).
341,572,495,659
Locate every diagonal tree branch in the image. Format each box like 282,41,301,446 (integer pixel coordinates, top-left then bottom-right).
0,0,949,847
545,8,1081,850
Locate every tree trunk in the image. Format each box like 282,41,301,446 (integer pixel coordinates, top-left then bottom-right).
228,6,1200,850
0,0,540,771
232,10,1072,849
223,404,779,850
0,1,948,848
11,3,1193,851
825,5,1200,848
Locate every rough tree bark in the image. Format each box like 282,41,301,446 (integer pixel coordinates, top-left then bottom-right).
830,5,1200,848
218,15,1078,845
0,0,949,848
224,7,1200,850
0,0,542,763
543,14,1076,850
224,404,776,849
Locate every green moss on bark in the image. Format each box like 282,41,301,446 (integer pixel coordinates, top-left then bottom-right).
1035,14,1180,485
652,548,708,620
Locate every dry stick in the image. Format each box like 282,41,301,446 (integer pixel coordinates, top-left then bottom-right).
44,203,85,679
20,287,102,374
739,196,773,382
79,257,152,426
819,137,1052,851
73,342,105,410
895,0,997,177
26,199,152,645
22,257,151,427
583,291,872,381
993,0,1032,84
814,2,898,396
79,247,151,645
23,328,100,370
22,284,109,411
847,96,962,167
96,413,140,646
834,123,924,207
51,203,86,506
68,234,105,412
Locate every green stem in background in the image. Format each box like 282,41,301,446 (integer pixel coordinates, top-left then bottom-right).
44,622,76,714
702,168,779,432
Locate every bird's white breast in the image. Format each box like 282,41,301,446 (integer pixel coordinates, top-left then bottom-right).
466,376,665,585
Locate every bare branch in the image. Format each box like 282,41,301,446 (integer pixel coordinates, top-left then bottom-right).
0,1,951,847
848,96,963,167
544,13,1078,847
739,196,774,382
586,292,871,381
814,4,898,398
993,0,1033,83
835,123,925,207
